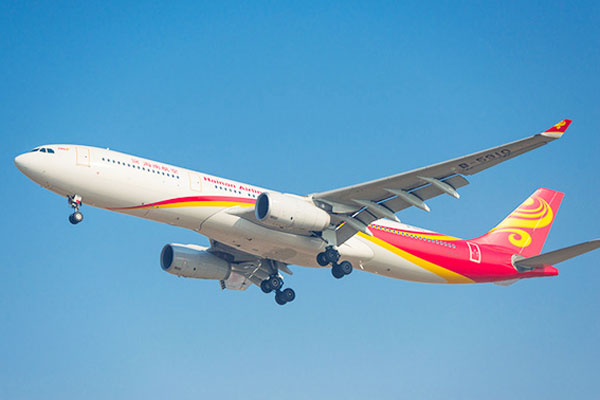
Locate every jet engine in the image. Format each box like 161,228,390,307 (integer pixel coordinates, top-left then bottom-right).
255,192,331,232
160,243,231,280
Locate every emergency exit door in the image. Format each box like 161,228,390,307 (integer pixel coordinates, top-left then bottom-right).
189,173,203,192
76,147,90,167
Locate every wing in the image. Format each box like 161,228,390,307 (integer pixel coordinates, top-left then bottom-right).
209,240,291,290
312,119,572,245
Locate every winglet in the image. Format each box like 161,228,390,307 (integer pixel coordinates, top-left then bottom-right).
541,119,572,138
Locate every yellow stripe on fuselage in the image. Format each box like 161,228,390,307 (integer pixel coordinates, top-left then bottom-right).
357,232,474,284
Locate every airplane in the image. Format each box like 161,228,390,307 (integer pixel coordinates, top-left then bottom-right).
14,119,600,305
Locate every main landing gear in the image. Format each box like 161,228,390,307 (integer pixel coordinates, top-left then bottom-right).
260,275,296,306
68,195,84,225
316,245,353,279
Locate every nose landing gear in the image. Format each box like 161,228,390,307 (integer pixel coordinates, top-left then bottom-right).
317,246,353,279
68,195,84,225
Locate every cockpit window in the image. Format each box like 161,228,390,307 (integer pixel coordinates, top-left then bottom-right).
31,147,56,154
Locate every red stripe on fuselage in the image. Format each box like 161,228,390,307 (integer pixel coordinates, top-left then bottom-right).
113,195,257,210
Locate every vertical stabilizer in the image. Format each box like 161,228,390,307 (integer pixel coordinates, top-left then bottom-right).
473,188,564,257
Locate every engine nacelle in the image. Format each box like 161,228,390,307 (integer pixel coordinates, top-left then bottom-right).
160,243,231,280
255,192,331,232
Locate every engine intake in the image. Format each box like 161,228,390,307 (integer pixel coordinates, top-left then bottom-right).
160,243,231,280
255,192,331,232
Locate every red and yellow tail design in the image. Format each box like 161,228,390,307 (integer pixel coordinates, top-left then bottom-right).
472,188,564,257
542,119,572,138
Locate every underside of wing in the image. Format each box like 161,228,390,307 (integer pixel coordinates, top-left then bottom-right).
209,240,291,290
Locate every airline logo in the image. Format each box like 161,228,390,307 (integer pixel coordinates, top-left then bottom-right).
477,187,564,258
544,119,572,133
490,195,553,248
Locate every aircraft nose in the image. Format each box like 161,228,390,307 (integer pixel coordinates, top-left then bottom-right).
14,152,39,178
14,153,28,172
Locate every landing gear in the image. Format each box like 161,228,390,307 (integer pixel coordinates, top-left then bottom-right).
68,195,84,225
260,274,296,305
317,246,353,279
331,261,353,279
339,261,353,275
275,288,296,305
69,211,84,225
316,252,329,267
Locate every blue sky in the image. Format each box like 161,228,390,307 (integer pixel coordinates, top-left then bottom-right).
1,1,599,399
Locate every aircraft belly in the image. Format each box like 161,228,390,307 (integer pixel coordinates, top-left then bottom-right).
199,210,326,264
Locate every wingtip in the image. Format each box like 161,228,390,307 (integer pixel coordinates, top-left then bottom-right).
541,119,572,138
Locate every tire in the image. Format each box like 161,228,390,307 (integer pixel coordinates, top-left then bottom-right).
269,276,282,291
325,247,340,264
260,280,273,293
282,288,295,302
331,265,344,279
69,212,83,225
339,261,353,275
316,252,329,266
73,211,83,222
69,213,83,225
275,291,287,305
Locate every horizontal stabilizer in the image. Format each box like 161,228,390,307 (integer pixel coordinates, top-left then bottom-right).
514,239,600,270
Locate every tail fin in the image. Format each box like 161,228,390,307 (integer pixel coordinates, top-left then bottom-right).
473,188,564,257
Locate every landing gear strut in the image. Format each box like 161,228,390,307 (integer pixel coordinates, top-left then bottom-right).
317,245,353,279
68,195,84,225
260,274,296,306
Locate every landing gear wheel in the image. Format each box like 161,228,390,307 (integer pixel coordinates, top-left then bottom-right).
69,211,83,225
331,264,345,279
324,246,340,264
275,291,287,305
339,261,353,275
281,288,295,302
260,280,273,294
316,252,329,267
269,276,283,291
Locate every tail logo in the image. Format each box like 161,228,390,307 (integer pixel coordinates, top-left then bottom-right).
490,196,554,248
553,120,566,131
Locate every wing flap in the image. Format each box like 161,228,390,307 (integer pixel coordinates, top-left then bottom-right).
381,175,469,214
334,175,469,244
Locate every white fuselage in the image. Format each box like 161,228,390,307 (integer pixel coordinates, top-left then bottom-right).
14,144,453,284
